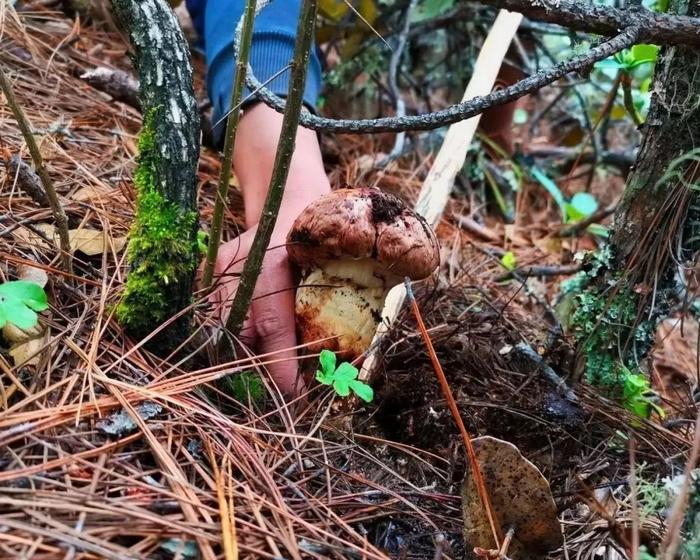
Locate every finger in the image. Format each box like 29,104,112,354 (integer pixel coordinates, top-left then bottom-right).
251,254,304,398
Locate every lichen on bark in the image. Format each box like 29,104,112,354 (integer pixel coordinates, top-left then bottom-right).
568,0,700,395
111,0,201,349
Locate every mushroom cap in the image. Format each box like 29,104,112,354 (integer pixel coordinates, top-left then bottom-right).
287,188,439,280
461,436,563,558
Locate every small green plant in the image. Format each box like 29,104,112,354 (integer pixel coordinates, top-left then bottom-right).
500,251,517,271
0,281,48,330
565,192,599,223
621,367,665,420
229,370,265,405
316,349,374,402
525,161,602,230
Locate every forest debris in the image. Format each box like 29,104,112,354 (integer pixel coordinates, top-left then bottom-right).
96,401,163,436
462,436,563,559
1,151,50,207
80,67,140,109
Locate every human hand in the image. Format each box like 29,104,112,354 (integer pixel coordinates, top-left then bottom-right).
210,226,302,398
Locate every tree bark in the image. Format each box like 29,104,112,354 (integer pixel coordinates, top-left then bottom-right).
111,0,201,351
570,0,700,390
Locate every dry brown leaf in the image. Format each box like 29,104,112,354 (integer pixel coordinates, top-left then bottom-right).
8,328,48,367
68,228,127,255
3,322,43,343
16,262,48,287
462,436,563,559
71,184,113,203
13,223,56,250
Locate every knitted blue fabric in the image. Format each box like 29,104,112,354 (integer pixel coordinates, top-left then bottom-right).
186,0,323,146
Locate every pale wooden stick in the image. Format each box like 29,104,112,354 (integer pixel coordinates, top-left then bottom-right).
360,10,523,381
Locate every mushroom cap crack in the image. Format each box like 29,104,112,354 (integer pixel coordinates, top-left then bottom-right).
287,188,439,280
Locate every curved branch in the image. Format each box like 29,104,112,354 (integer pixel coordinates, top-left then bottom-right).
475,0,700,47
242,26,640,134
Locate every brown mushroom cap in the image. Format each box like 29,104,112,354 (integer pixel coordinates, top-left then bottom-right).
462,436,563,559
286,188,439,280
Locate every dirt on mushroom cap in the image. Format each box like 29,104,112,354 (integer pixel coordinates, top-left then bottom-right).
461,436,563,559
287,187,440,279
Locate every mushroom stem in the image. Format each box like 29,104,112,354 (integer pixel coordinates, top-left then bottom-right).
295,259,394,361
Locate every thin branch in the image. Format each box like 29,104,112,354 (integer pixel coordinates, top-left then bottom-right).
0,65,72,271
221,0,318,338
475,0,700,46
245,27,641,133
379,0,417,166
514,342,578,402
202,0,256,288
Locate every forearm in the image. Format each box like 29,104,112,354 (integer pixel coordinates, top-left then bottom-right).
234,103,330,233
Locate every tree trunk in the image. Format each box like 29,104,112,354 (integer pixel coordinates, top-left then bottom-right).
112,0,201,351
570,0,700,391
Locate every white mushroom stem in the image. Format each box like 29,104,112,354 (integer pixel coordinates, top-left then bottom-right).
295,259,397,360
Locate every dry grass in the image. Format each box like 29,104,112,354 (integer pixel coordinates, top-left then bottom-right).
0,4,698,560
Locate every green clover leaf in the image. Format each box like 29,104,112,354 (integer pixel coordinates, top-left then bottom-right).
315,351,374,402
349,379,374,402
0,281,49,330
315,349,337,385
319,349,336,375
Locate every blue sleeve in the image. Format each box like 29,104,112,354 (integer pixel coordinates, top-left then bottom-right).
185,0,323,147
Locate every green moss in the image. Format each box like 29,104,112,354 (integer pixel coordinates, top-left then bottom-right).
116,108,198,339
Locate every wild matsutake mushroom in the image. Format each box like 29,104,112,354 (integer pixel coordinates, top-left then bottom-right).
462,436,563,559
286,187,440,362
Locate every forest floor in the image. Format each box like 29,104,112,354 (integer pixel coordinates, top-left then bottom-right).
0,4,698,560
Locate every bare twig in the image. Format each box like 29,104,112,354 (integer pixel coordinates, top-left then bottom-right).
202,0,256,288
1,150,49,206
496,263,581,282
379,0,417,166
222,0,318,337
0,65,72,271
621,72,644,127
245,27,640,133
514,342,578,402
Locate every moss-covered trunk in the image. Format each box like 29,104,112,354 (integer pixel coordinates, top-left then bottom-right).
570,0,700,392
111,0,200,351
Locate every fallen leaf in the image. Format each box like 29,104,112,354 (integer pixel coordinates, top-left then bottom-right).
462,436,563,559
13,223,56,251
9,328,49,367
16,262,48,288
68,228,127,255
71,184,113,203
